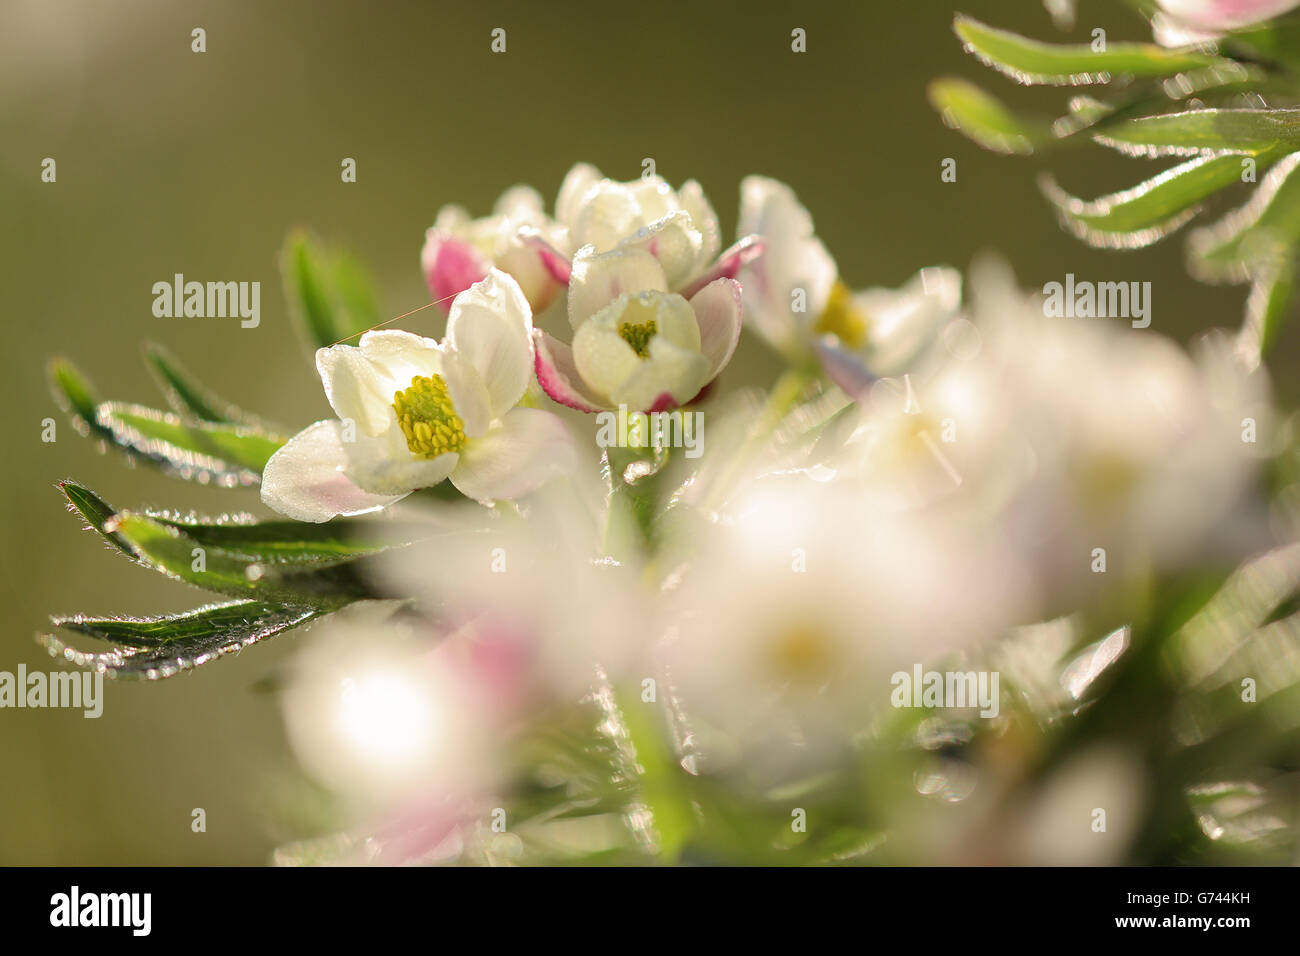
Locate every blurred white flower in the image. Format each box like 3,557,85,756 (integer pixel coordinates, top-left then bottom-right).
376,483,654,706
281,603,501,812
261,270,577,520
1153,0,1300,45
821,260,1274,600
736,176,961,388
656,477,1035,775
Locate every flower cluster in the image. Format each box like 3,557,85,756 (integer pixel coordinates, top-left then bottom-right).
258,168,1283,864
45,158,1298,867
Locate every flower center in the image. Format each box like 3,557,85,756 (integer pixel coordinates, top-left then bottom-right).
813,281,869,350
768,624,834,683
392,374,467,459
618,318,658,358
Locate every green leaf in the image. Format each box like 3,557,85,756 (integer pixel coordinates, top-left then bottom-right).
57,480,136,559
1094,108,1300,157
1190,151,1300,280
1243,267,1297,359
928,77,1049,154
954,14,1228,86
149,511,412,566
1040,149,1286,247
109,512,376,608
42,600,328,679
95,401,286,486
143,342,270,427
281,230,381,352
47,358,112,442
1224,12,1300,74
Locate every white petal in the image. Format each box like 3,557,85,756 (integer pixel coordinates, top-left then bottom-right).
858,266,962,375
627,176,678,223
316,345,397,437
446,269,535,418
450,407,578,502
652,291,702,353
679,179,721,271
615,211,704,290
689,278,743,380
570,181,640,252
556,163,604,229
493,183,545,220
439,348,493,439
572,314,640,402
568,245,667,329
338,419,460,496
609,336,710,412
358,330,444,386
261,421,403,523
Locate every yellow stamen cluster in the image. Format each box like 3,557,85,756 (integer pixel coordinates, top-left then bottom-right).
813,281,869,350
392,374,467,459
619,318,658,357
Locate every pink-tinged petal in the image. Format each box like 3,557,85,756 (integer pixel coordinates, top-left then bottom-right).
519,227,573,285
814,337,876,400
533,329,607,413
370,795,475,866
421,230,490,311
689,278,743,381
1156,0,1300,31
261,420,404,522
649,393,677,413
679,235,765,298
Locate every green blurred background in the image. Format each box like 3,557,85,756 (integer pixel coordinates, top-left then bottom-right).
2,0,1287,864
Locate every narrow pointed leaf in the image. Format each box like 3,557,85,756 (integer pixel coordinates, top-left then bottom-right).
149,512,414,566
1040,150,1286,247
42,601,327,679
1094,108,1300,157
928,77,1049,154
58,480,136,559
1190,151,1300,281
52,599,312,647
110,512,375,607
954,15,1228,86
143,342,271,427
1242,267,1297,360
48,358,112,442
94,401,286,486
282,231,381,352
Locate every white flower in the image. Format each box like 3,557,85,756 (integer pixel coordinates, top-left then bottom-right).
820,260,1274,601
261,270,577,521
376,482,655,706
422,185,565,313
1153,0,1300,45
736,176,960,390
281,603,499,811
546,163,759,293
533,244,744,412
657,478,1033,773
420,165,762,325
